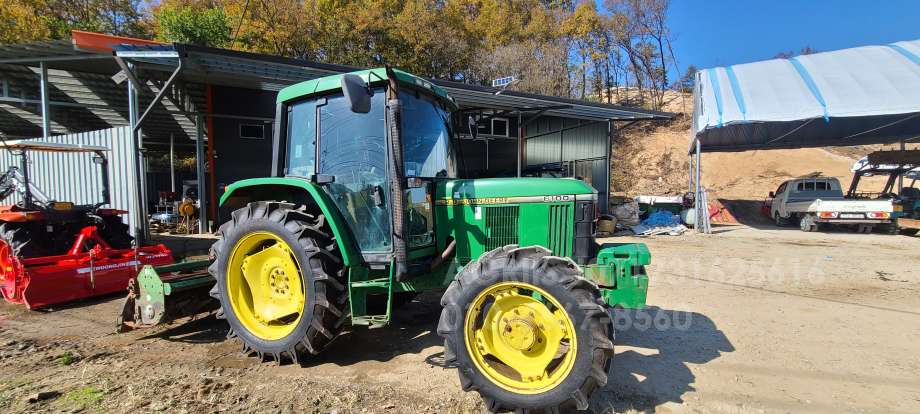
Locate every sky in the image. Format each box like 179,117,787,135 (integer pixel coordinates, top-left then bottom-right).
664,0,920,78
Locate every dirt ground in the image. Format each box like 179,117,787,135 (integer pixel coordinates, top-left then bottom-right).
1,225,919,413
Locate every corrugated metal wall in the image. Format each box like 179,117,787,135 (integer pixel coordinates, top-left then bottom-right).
525,117,609,165
524,116,610,212
0,126,139,236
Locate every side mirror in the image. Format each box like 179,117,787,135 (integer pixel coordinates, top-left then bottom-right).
769,191,775,198
467,115,478,140
341,74,372,113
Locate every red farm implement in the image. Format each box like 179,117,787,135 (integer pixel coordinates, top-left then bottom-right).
0,140,174,309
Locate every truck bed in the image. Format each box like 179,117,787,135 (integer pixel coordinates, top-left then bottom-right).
785,198,892,214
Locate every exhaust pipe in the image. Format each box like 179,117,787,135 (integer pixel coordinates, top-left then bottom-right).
385,67,408,281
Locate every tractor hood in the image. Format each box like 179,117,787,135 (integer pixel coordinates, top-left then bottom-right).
435,178,596,205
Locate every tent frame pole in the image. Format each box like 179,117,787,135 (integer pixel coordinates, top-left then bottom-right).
695,139,703,233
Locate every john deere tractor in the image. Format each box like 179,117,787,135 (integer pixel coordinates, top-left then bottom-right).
209,68,650,412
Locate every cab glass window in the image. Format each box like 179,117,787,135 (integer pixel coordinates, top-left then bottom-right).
400,91,455,178
286,100,318,177
318,89,391,252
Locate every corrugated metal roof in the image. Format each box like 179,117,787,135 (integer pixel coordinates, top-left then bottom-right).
438,81,670,121
114,43,673,121
0,37,672,145
0,39,106,64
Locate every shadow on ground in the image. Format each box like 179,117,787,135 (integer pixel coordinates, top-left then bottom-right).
127,297,733,413
306,292,444,367
592,307,734,413
718,199,777,230
141,314,229,344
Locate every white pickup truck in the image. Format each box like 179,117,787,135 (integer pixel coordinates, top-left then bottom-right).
767,177,894,233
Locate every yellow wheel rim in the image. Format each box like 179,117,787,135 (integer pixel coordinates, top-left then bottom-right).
226,231,306,341
464,282,578,394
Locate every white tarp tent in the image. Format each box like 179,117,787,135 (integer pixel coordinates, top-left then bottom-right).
692,39,920,152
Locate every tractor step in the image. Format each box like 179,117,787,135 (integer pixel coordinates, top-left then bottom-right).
349,277,391,289
348,264,396,327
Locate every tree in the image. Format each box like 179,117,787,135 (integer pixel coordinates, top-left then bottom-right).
1,0,149,44
152,2,232,47
774,46,819,59
0,0,52,44
2,0,681,107
678,64,697,93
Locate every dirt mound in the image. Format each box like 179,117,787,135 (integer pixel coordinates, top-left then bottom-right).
612,98,915,201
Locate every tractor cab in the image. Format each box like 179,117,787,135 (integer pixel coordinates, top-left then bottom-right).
275,68,456,263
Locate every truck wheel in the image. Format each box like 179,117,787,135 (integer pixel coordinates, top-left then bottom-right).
799,215,818,232
880,223,899,235
209,201,347,363
774,213,789,227
438,245,613,413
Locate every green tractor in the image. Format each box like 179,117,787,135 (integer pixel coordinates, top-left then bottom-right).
208,67,650,412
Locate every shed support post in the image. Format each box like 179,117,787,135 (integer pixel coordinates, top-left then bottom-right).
605,120,613,214
695,139,702,233
125,64,147,243
169,134,176,192
120,56,184,243
39,62,50,139
517,112,522,177
900,140,906,193
688,146,693,194
196,115,208,234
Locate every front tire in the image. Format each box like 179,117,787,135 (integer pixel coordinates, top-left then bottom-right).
209,201,347,363
438,245,613,413
774,212,790,227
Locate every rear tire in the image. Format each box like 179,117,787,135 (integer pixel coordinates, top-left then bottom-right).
99,215,133,249
799,215,818,232
209,201,347,363
0,223,43,258
880,223,899,235
438,245,614,413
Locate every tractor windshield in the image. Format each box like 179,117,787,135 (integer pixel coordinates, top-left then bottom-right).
400,91,456,178
317,89,391,253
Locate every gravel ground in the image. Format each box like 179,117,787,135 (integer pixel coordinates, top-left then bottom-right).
1,225,918,413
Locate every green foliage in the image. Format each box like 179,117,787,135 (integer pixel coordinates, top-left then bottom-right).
59,386,104,411
54,351,77,366
1,0,148,43
1,0,676,107
153,6,232,47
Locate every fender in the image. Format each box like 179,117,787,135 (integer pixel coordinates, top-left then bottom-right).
219,177,361,267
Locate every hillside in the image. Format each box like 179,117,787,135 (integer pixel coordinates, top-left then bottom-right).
611,97,916,201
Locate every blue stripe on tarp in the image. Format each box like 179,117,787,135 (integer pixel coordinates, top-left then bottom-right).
888,44,920,68
789,57,829,122
707,68,724,127
724,66,747,120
